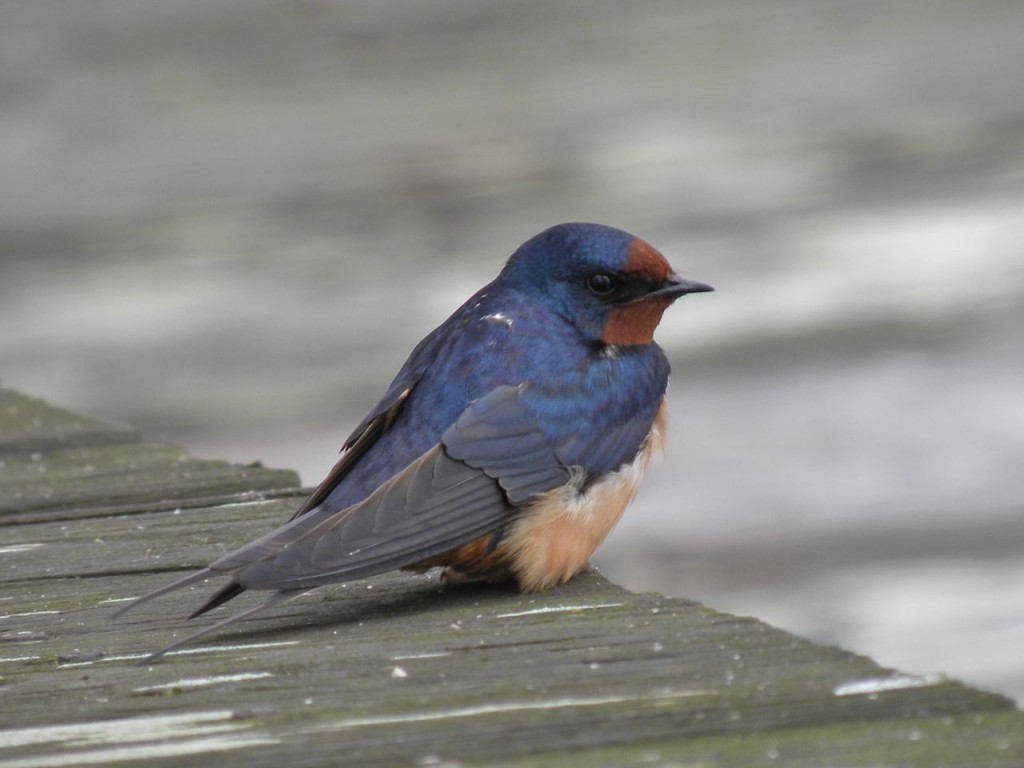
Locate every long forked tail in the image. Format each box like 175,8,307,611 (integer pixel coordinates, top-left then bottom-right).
110,568,221,620
188,581,247,619
111,440,523,658
110,569,280,662
142,588,308,662
108,485,337,624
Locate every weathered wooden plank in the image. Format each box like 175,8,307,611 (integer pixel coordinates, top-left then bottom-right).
1,389,1022,767
485,710,1024,768
0,442,302,523
0,390,139,455
0,567,1019,766
0,391,301,523
2,497,295,580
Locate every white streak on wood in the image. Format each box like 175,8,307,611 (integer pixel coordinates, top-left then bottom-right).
495,602,626,618
132,671,273,693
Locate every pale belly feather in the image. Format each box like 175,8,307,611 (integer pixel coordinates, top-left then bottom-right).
502,400,667,592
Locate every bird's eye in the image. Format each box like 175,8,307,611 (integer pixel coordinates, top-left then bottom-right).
587,272,619,297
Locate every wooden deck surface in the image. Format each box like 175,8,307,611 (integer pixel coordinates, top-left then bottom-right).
1,388,1021,767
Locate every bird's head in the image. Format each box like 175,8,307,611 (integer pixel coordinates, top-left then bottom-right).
499,223,712,346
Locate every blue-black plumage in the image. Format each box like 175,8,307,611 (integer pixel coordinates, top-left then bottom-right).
115,222,712,659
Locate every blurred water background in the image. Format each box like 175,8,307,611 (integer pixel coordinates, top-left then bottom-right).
2,1,1023,701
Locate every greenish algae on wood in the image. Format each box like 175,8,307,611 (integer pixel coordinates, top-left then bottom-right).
0,388,1021,767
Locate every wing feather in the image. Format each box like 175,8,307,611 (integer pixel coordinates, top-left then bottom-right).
230,445,510,590
289,385,414,521
442,385,570,502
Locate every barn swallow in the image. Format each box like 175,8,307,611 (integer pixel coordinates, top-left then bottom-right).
116,222,712,658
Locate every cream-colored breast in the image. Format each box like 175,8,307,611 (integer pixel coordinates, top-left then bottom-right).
502,399,667,592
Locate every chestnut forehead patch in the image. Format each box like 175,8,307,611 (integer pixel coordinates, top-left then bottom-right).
624,239,673,281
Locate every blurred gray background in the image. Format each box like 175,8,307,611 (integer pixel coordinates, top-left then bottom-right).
3,1,1023,701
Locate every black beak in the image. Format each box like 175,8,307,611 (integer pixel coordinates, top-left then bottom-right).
646,274,714,301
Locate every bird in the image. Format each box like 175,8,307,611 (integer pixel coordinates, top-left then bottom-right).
115,222,712,659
